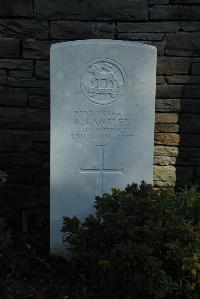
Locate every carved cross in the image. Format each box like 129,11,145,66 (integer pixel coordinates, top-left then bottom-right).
80,145,123,195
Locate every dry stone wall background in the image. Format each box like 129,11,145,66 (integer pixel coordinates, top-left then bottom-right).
0,0,200,238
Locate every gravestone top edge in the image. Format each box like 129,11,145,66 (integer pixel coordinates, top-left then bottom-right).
50,39,157,53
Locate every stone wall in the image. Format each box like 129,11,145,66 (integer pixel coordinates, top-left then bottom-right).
0,0,200,236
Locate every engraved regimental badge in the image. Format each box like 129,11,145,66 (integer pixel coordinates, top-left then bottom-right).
81,58,127,105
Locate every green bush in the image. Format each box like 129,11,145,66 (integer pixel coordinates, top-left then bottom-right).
62,182,200,299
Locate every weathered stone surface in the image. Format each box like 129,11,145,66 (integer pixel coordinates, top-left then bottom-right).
180,21,200,32
117,40,164,55
50,40,157,253
118,33,164,41
156,85,200,98
153,165,176,186
35,60,50,79
166,33,200,56
117,22,178,33
150,0,169,3
172,0,200,3
156,99,181,112
179,100,200,113
0,69,6,80
155,133,180,145
155,113,178,123
0,59,33,70
156,75,166,84
33,142,49,153
28,95,49,109
0,184,37,208
50,21,115,39
177,148,200,166
192,63,200,75
156,85,182,98
180,114,200,133
156,99,200,113
27,87,50,96
0,107,49,129
0,86,27,106
150,5,200,20
32,130,50,142
0,153,42,167
5,168,49,186
4,79,50,89
23,40,52,59
0,38,20,58
154,156,176,165
35,0,148,20
38,185,50,207
145,41,165,56
181,86,200,98
181,134,200,147
6,168,43,185
8,70,33,79
0,0,33,17
0,130,32,151
0,19,49,40
155,123,179,132
154,145,178,157
157,57,191,74
167,75,200,84
176,166,194,185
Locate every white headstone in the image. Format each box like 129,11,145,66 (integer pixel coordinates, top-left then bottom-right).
50,39,157,255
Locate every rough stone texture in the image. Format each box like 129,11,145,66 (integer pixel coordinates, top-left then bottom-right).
156,99,181,112
180,21,200,32
154,156,176,165
0,153,42,167
154,146,178,157
155,113,179,123
0,0,199,242
28,95,49,109
0,130,32,151
0,38,20,58
0,107,49,129
117,33,164,41
157,57,191,74
8,70,33,79
180,114,200,133
0,0,33,17
172,0,200,3
155,133,180,145
156,85,200,98
117,22,179,33
0,86,27,106
155,123,179,132
23,40,52,59
166,33,200,56
35,61,50,79
167,75,200,84
150,5,200,20
0,19,49,40
192,62,200,75
50,21,115,39
0,69,6,80
176,166,194,185
154,165,176,186
35,0,148,20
